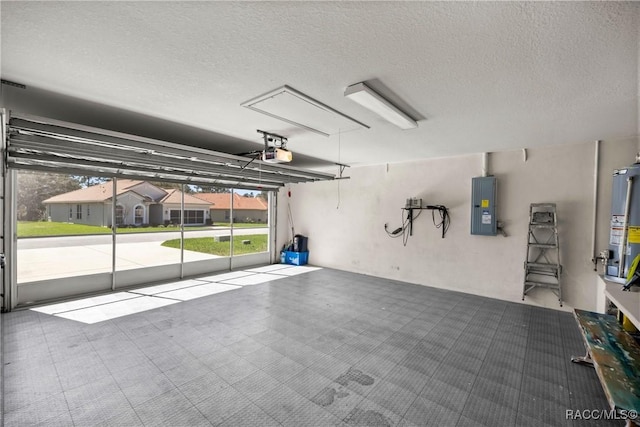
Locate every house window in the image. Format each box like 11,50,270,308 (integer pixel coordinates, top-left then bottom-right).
87,205,90,217
76,204,82,220
69,206,73,220
170,210,204,225
134,205,144,225
115,205,125,225
185,210,203,224
170,210,181,225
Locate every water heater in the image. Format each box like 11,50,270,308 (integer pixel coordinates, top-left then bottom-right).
605,159,640,281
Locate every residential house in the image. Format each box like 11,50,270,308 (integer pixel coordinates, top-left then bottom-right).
195,193,268,223
42,179,211,226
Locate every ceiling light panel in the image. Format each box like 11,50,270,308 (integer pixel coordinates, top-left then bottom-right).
344,82,418,130
242,85,368,137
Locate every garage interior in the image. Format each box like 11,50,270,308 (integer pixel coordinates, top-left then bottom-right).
1,2,639,427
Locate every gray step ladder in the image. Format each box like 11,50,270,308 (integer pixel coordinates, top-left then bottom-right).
523,203,563,306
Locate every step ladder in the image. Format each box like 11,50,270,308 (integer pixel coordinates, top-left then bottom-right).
523,203,563,306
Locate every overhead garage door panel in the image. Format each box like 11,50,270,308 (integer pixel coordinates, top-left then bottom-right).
6,113,334,191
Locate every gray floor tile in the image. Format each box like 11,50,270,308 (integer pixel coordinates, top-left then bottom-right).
470,377,519,411
69,390,134,426
366,380,418,416
249,328,288,345
334,366,379,397
419,378,469,413
3,381,63,413
438,352,483,376
385,332,419,352
243,345,287,369
369,342,410,364
286,367,334,399
344,398,403,427
233,369,282,402
398,352,441,377
64,375,122,409
477,362,522,390
281,398,342,427
309,352,353,380
353,352,398,379
407,340,450,362
178,371,231,405
2,267,614,427
163,357,211,386
521,374,570,405
213,357,260,385
120,372,177,406
459,394,517,427
195,384,252,423
219,402,281,427
261,355,307,383
253,383,310,424
429,363,476,393
516,411,569,427
158,406,215,427
151,349,201,372
133,388,194,426
198,346,241,370
227,336,266,357
311,384,365,419
517,391,571,427
93,407,144,427
404,396,461,427
3,393,70,426
384,364,430,395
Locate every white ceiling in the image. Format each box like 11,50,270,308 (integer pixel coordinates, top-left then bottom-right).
1,1,639,169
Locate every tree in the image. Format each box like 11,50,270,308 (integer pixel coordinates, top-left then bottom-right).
257,191,268,201
17,171,82,221
72,175,109,188
194,186,231,193
147,181,195,193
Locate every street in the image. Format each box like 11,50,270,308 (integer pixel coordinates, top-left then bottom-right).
17,227,269,249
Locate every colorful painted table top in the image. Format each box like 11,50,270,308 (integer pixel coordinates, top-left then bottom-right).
574,309,640,414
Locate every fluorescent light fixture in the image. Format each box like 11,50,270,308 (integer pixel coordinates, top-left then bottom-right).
344,82,418,130
242,85,368,137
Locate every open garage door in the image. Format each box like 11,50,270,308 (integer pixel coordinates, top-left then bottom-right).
2,112,333,309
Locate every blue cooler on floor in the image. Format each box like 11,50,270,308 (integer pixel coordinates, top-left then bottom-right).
281,251,309,266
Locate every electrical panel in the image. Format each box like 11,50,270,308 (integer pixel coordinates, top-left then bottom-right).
471,176,497,236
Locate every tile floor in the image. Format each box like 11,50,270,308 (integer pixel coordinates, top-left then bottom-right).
2,267,613,426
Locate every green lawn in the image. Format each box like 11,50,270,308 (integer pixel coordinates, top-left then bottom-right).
17,221,211,237
18,221,112,237
161,235,268,256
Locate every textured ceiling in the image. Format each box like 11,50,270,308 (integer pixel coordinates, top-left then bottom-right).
1,1,639,169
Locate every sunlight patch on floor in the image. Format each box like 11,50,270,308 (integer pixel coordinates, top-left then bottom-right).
30,265,320,324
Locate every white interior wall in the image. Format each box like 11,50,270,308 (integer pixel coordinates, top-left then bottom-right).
278,139,639,312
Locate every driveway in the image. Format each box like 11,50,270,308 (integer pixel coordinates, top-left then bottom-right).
17,227,268,282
